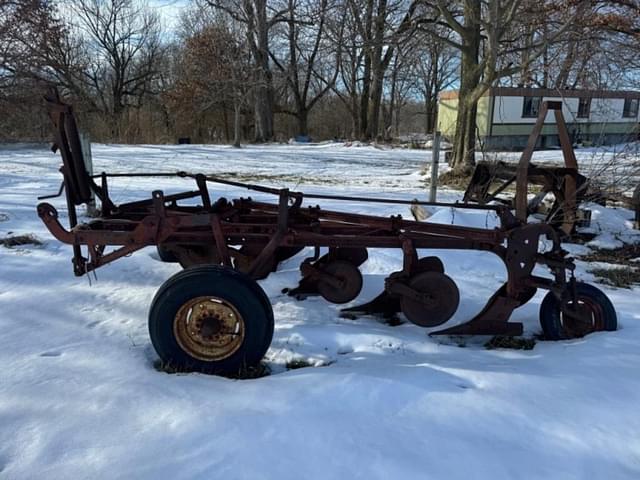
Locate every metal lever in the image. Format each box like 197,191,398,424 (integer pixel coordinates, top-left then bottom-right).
37,181,64,200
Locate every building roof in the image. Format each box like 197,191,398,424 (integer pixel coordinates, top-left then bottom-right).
440,87,640,100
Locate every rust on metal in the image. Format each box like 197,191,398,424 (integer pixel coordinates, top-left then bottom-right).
173,296,246,361
38,89,607,339
464,101,587,237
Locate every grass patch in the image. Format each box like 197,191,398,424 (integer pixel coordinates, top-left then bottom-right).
589,267,640,289
233,363,271,379
285,358,315,370
339,311,404,326
0,234,42,248
580,244,640,263
437,170,473,190
153,360,192,375
384,314,404,327
153,359,271,379
578,244,640,288
219,172,338,185
285,358,334,370
566,232,598,245
485,336,536,350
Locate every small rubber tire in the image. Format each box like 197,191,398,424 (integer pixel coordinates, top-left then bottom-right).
539,282,617,340
156,245,178,263
149,265,274,375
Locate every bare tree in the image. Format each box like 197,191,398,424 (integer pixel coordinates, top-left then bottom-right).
413,0,579,174
329,0,364,138
171,18,253,146
206,0,291,142
270,0,341,137
353,0,417,140
327,0,416,140
408,30,457,134
61,0,163,140
0,1,70,140
381,47,417,139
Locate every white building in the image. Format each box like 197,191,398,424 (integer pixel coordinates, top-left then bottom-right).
438,87,640,149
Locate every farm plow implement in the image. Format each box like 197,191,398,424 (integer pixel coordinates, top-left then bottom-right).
37,90,617,375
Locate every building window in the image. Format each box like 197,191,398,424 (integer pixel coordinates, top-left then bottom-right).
522,96,542,118
623,98,639,118
577,97,590,118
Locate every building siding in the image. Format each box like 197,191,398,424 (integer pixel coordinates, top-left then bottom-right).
437,88,640,149
437,96,491,139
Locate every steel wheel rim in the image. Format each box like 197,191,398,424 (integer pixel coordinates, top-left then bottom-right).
173,295,245,361
560,296,604,338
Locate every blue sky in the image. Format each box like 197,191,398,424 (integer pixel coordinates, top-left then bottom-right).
149,0,189,31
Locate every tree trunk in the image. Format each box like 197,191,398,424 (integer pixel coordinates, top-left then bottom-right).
386,55,398,139
350,99,359,139
296,108,309,137
367,68,385,140
233,101,242,148
450,1,481,174
222,103,230,143
451,96,477,174
358,0,374,140
424,96,433,134
365,0,388,141
250,0,274,142
450,52,480,174
359,54,371,139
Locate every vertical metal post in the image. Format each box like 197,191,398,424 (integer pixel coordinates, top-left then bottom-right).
429,131,441,202
79,132,98,216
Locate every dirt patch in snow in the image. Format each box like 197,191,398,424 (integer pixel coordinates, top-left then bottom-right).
580,243,640,263
588,267,640,289
580,244,640,288
485,336,536,350
0,234,42,248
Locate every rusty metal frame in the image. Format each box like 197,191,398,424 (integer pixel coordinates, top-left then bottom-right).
465,101,586,236
38,90,582,337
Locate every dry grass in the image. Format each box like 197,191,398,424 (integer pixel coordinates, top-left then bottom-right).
485,336,536,350
0,234,42,247
588,267,640,289
153,359,271,379
285,358,315,370
437,170,473,190
580,244,640,263
579,244,640,289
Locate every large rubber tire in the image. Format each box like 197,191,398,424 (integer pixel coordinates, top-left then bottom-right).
149,265,274,375
539,282,617,340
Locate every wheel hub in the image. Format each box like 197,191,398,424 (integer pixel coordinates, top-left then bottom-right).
174,296,245,361
561,297,603,338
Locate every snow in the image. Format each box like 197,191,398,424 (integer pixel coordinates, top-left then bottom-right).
1,142,640,479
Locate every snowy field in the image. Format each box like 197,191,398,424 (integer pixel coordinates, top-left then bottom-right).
1,142,640,479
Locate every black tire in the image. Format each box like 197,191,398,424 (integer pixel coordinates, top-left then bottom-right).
149,265,274,375
539,282,617,340
156,245,178,263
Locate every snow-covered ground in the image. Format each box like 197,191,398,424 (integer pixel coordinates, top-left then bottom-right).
1,142,639,479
